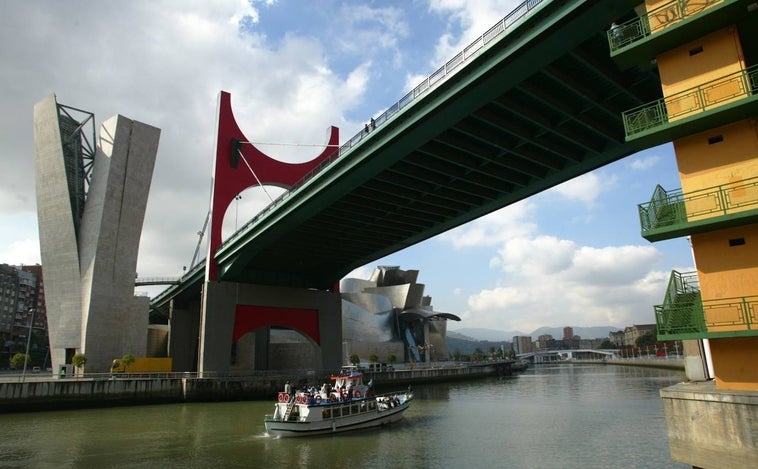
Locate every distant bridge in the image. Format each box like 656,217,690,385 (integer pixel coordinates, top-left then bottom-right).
518,349,619,363
134,277,181,287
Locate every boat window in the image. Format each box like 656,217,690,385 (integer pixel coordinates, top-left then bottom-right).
368,401,376,411
351,405,359,414
323,408,331,418
333,407,342,418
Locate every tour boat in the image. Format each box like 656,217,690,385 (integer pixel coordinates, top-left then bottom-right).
264,366,413,437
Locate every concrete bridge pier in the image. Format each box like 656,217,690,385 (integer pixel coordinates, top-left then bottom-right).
168,297,201,372
197,281,342,374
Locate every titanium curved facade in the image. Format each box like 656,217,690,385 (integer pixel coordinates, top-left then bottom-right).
340,266,459,364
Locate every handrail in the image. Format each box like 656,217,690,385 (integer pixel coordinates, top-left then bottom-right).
623,64,758,137
607,0,724,52
134,276,181,286
656,294,758,337
702,295,758,331
638,175,758,232
662,270,700,306
215,0,546,253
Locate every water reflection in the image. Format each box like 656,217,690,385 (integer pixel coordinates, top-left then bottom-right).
0,364,687,468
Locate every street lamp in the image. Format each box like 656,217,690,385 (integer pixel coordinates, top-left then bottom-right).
21,308,35,382
235,194,242,230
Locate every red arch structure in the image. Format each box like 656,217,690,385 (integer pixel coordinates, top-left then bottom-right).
207,91,339,281
208,91,338,346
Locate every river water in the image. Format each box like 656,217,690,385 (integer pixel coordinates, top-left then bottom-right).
0,363,688,468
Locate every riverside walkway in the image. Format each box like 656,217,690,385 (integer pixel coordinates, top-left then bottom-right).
0,361,513,413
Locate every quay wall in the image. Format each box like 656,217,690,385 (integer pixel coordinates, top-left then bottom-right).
567,358,685,371
661,381,758,467
0,362,510,413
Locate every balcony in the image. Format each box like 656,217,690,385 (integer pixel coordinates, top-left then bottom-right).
622,64,758,147
608,0,750,69
638,177,758,241
656,270,758,340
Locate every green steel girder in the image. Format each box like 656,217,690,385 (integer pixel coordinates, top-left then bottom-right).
209,0,660,289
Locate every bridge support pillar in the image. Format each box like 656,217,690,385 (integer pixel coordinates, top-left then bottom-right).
169,298,201,372
198,281,342,373
254,327,270,370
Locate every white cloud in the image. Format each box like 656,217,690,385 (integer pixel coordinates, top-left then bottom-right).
334,4,410,57
461,236,669,332
548,172,617,207
440,200,538,249
0,1,374,277
427,0,525,62
0,239,41,266
629,154,661,171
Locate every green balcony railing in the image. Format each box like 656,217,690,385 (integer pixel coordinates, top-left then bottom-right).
663,270,700,306
656,271,758,339
607,0,725,52
656,270,705,338
638,176,758,234
655,302,706,338
658,295,758,339
623,64,758,137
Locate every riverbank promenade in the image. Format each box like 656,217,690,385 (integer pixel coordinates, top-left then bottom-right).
0,361,512,413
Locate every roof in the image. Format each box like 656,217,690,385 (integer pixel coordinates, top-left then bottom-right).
400,307,461,322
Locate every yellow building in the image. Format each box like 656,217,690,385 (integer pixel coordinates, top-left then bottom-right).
611,0,758,465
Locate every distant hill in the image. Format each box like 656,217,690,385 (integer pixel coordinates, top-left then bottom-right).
449,328,523,342
446,337,510,357
529,326,622,340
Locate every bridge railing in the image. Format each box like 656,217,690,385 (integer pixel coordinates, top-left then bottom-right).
217,0,547,252
134,276,181,286
622,64,758,137
638,176,758,233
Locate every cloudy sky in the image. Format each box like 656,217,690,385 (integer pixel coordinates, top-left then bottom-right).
0,0,694,335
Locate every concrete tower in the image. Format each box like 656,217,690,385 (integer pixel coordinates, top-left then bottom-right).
612,1,758,466
32,94,160,373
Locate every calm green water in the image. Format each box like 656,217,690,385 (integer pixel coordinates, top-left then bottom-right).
0,364,687,468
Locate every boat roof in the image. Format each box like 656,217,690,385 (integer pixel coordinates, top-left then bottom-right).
330,366,363,381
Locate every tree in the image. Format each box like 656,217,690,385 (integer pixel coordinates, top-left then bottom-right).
121,354,136,372
72,353,87,374
636,332,657,348
369,353,378,365
10,352,28,369
386,354,396,366
349,353,360,367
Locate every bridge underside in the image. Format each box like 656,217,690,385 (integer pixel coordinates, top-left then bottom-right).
213,0,660,290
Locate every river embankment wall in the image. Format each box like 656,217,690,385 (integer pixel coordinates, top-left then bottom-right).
0,362,510,413
567,358,685,370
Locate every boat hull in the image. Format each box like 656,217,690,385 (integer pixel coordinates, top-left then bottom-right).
264,397,410,438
